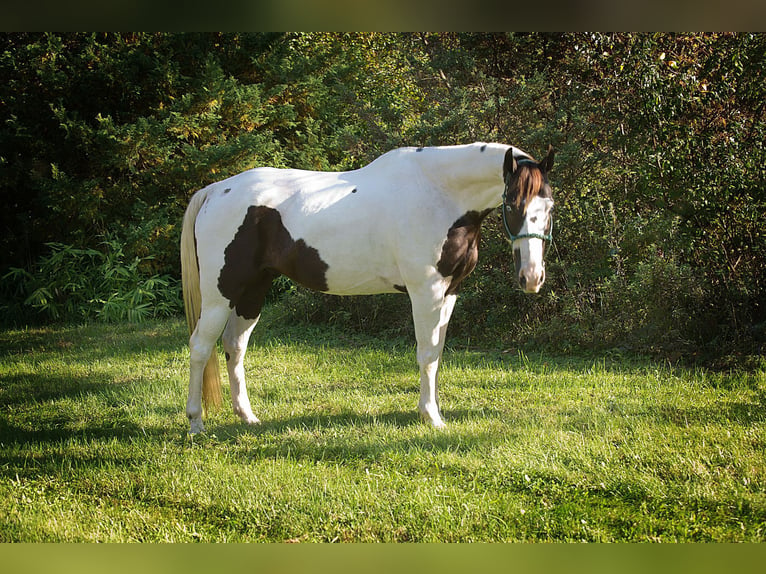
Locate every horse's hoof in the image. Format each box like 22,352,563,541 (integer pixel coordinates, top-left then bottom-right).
234,407,261,426
419,409,446,429
189,418,205,434
243,414,261,426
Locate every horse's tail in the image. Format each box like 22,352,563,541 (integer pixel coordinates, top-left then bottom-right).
180,187,223,410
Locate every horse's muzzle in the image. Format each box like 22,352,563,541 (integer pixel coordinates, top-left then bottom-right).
519,266,545,293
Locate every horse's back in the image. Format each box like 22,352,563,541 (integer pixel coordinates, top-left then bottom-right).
193,159,439,296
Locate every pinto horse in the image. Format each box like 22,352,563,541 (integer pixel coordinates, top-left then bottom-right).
180,143,555,433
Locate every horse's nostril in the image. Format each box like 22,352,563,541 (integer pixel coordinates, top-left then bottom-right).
519,274,527,290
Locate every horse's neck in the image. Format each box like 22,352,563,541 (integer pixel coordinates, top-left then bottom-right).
415,143,511,212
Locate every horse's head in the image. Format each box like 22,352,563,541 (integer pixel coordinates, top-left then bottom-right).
502,146,555,294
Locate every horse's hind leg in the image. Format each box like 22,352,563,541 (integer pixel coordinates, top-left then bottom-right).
222,310,261,425
221,272,274,426
187,302,231,434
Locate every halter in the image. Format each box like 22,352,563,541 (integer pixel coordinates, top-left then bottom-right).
501,159,553,244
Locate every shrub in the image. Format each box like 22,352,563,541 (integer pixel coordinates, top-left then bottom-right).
1,237,182,325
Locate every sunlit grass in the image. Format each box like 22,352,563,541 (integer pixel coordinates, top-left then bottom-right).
1,314,764,541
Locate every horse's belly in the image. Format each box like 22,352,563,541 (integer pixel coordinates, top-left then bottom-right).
321,256,404,295
323,274,402,296
286,205,407,295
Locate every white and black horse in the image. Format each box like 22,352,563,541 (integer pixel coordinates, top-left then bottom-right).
180,143,555,433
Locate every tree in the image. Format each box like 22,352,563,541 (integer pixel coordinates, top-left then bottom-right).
2,33,764,361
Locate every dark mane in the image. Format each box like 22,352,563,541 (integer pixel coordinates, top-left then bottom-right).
513,164,546,214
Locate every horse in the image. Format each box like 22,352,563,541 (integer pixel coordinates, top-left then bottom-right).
180,142,555,433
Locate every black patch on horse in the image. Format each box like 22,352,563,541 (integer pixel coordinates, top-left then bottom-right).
218,205,329,319
436,209,492,295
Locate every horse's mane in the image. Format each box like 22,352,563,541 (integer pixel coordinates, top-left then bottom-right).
513,164,545,214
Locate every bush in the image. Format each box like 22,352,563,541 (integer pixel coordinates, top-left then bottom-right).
273,286,414,341
1,33,763,366
1,237,182,325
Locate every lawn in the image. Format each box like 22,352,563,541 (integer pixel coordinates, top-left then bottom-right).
1,313,764,542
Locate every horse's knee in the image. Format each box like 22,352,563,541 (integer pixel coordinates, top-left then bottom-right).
222,317,257,364
417,344,441,366
189,329,217,365
221,336,244,364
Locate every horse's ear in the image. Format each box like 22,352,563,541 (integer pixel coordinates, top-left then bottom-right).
540,145,555,173
503,148,517,179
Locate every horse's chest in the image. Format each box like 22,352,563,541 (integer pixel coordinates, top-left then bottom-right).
436,210,492,294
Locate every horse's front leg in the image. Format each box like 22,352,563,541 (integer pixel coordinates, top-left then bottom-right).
409,285,458,428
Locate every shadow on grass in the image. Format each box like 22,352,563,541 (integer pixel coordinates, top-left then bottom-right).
4,318,764,465
198,406,510,467
645,389,766,427
0,319,188,365
211,406,504,435
0,367,178,449
0,372,111,408
0,415,164,448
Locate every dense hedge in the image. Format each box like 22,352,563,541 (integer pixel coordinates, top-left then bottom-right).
1,33,764,363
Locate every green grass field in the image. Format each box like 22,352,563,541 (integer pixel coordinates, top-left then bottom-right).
1,313,764,542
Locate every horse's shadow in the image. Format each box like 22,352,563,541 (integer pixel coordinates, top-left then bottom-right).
203,408,504,464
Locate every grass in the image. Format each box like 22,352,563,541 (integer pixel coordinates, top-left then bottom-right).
1,310,765,542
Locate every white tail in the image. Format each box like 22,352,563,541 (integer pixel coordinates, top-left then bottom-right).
180,188,223,410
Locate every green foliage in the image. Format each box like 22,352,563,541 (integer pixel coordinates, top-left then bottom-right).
407,33,766,360
2,237,182,324
1,33,764,362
